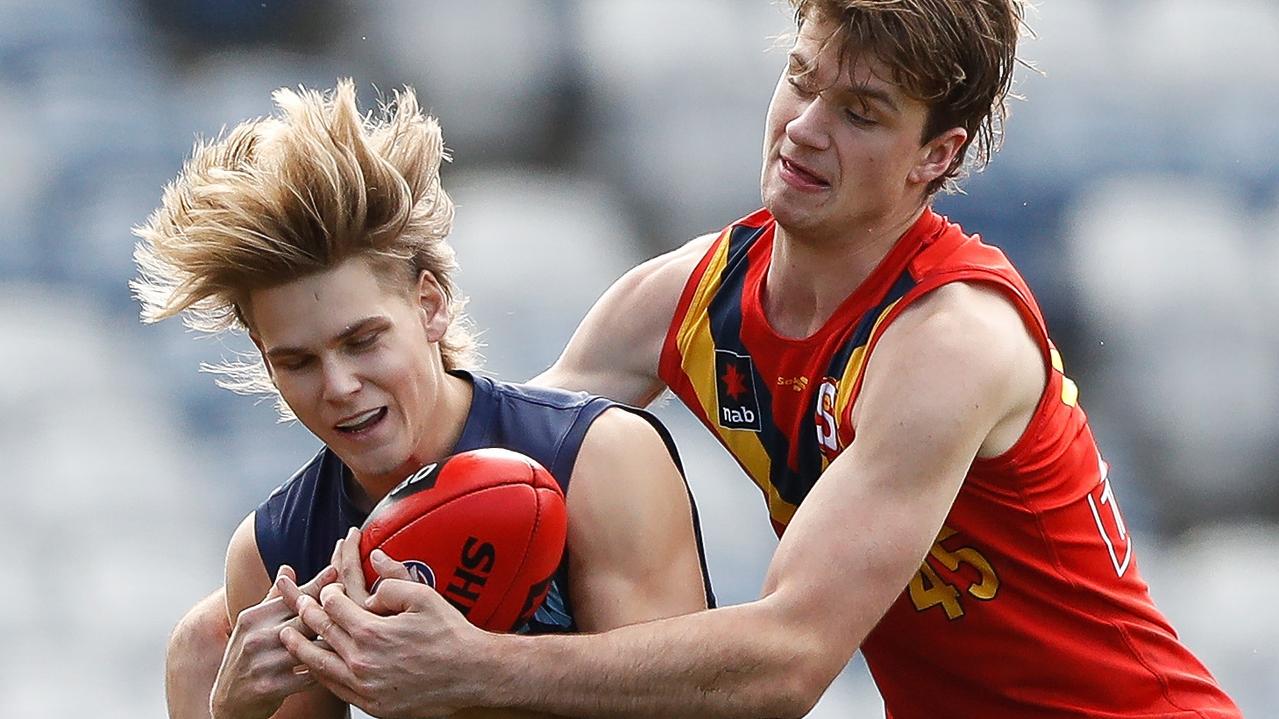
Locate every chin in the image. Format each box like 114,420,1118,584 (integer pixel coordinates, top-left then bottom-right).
343,449,410,483
766,198,821,231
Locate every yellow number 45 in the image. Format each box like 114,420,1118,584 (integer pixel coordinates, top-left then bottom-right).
908,526,999,620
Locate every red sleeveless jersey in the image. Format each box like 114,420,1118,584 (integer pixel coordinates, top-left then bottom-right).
659,208,1239,718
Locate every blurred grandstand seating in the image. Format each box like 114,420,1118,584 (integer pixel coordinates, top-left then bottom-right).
2,0,1276,715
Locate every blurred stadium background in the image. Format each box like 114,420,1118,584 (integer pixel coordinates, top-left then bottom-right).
1,0,1277,716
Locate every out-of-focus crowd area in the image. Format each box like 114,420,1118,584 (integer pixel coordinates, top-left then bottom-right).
1,1,1276,716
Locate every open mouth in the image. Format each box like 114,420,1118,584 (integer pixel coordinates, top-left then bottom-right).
335,407,388,434
780,157,829,188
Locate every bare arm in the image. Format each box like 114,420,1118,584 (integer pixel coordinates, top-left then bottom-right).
371,283,1044,718
476,284,1043,717
443,409,710,719
532,234,716,405
213,514,346,719
166,588,230,719
565,408,709,631
268,408,711,719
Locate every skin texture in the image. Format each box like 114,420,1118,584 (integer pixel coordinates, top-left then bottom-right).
271,401,712,719
269,13,1048,719
169,257,709,719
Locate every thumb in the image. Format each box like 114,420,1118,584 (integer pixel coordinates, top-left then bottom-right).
364,578,440,616
370,549,413,581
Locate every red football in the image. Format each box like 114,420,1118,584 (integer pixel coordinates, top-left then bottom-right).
358,448,567,632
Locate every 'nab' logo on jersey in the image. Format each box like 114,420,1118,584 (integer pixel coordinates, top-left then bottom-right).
715,350,762,432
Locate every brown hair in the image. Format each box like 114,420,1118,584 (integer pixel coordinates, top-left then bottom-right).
790,0,1028,194
132,79,475,413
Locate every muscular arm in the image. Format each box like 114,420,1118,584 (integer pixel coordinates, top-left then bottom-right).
450,409,709,719
532,234,715,405
565,407,709,631
460,283,1046,718
270,408,712,719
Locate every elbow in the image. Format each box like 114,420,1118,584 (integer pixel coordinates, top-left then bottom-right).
741,628,845,719
166,591,230,672
764,662,836,719
736,595,857,719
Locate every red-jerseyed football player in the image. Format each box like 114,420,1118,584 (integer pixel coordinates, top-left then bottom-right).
274,1,1241,717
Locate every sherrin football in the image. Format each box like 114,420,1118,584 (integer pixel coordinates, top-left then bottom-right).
358,448,568,632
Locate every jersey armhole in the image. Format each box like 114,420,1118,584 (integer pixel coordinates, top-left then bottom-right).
613,405,718,609
659,231,730,387
851,270,1056,467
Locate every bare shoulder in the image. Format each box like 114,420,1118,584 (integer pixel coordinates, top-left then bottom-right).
878,281,1036,368
567,406,687,520
625,233,718,295
536,233,718,405
581,231,717,332
862,281,1046,454
224,512,272,620
574,406,678,482
564,406,707,628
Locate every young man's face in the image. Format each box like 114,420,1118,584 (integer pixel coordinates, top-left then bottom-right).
760,14,957,235
248,256,451,486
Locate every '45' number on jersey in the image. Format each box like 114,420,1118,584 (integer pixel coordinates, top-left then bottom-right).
908,526,999,620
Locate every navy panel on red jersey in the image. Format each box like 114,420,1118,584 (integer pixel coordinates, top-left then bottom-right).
660,208,1240,717
255,370,715,634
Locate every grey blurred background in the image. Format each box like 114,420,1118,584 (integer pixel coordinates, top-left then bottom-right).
1,0,1276,716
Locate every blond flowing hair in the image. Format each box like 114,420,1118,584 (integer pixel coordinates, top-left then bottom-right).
790,0,1030,195
133,79,475,415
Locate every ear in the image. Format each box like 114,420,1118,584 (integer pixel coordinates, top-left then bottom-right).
415,270,451,343
909,126,967,188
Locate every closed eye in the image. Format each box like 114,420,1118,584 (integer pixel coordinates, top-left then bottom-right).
348,332,380,351
787,76,817,99
844,107,876,126
275,355,313,372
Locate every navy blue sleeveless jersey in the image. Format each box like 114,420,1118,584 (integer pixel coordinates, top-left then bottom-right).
255,370,715,634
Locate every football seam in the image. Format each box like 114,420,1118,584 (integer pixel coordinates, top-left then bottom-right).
370,479,547,630
370,480,529,570
485,483,547,631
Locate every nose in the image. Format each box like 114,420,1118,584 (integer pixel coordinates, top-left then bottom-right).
785,98,831,152
320,356,361,402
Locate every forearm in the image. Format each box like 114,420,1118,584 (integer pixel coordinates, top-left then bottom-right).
478,600,828,719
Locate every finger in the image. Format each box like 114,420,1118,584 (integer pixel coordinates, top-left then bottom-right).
282,611,319,642
293,593,357,659
337,527,370,602
329,537,345,577
365,577,439,615
264,565,298,601
240,593,294,628
317,583,384,640
370,549,413,581
299,564,338,600
279,626,364,705
276,573,307,616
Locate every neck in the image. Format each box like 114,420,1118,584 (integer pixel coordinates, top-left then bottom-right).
764,205,926,339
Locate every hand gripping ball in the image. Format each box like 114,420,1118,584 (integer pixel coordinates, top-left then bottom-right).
359,448,568,632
